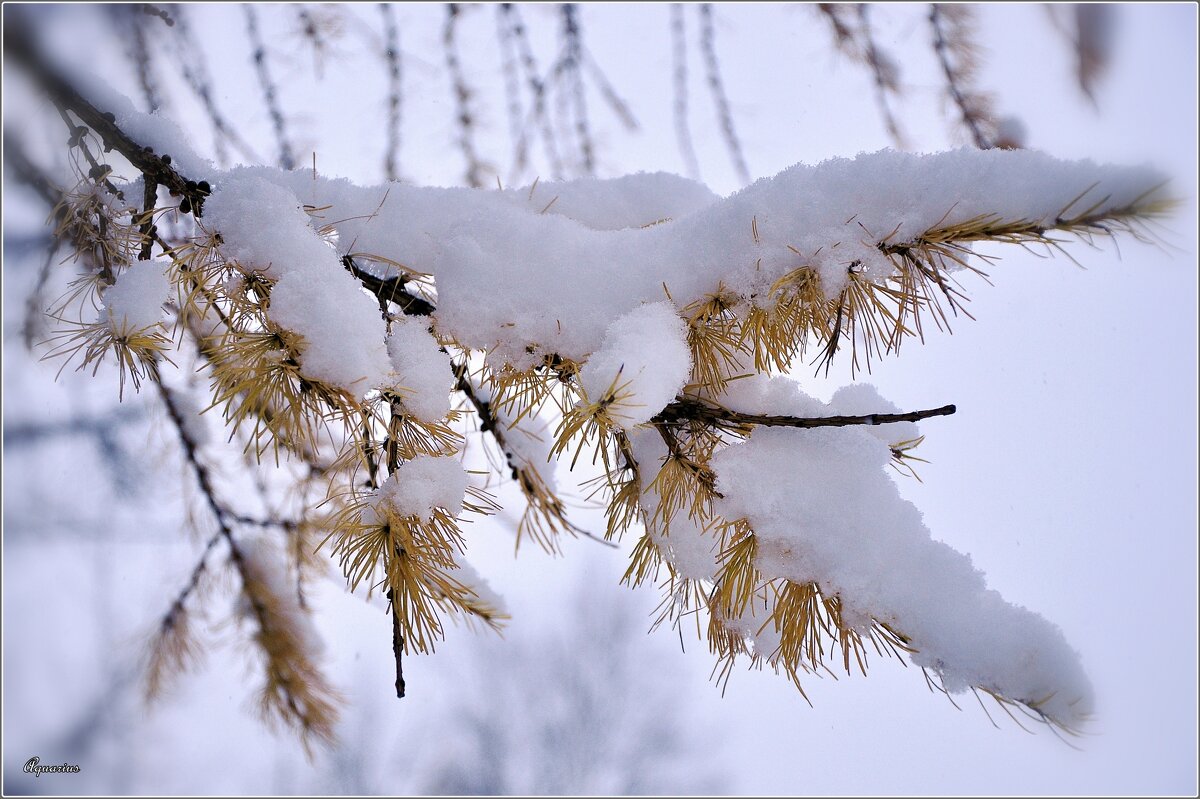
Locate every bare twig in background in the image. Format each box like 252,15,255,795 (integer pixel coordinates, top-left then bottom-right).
504,3,563,182
380,3,403,182
444,4,486,188
855,4,905,148
929,4,996,150
110,6,164,114
155,375,339,750
817,2,858,51
1074,4,1113,105
171,6,262,166
296,7,330,79
817,4,905,148
496,5,524,166
5,128,85,347
699,4,750,185
1042,4,1113,107
583,46,639,135
561,4,595,175
22,240,61,349
671,4,701,180
244,5,297,171
585,48,638,132
3,127,62,209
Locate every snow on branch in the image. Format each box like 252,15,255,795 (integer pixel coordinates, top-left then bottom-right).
10,22,1174,740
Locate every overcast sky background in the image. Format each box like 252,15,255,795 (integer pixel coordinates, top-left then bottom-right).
3,3,1197,795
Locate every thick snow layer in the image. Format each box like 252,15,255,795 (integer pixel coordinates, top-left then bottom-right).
375,455,469,523
578,302,692,428
386,317,454,423
217,148,1160,372
103,258,171,333
204,174,392,395
710,424,1093,726
80,71,1162,387
503,172,720,230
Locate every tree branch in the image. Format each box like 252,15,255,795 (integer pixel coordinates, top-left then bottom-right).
4,22,212,214
654,398,957,430
341,255,435,316
387,587,407,698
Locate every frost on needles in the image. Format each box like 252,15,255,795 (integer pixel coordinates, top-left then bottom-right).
32,57,1172,739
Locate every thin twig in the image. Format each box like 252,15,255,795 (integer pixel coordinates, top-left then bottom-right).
929,5,994,150
444,4,485,188
380,3,404,182
171,6,262,166
698,4,750,185
244,5,297,171
856,4,905,148
671,4,701,180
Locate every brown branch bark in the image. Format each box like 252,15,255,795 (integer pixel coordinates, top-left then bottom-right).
4,22,212,214
387,588,406,698
342,255,435,316
653,398,956,430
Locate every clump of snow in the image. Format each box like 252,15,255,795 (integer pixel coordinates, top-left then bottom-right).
202,174,316,281
79,84,1164,385
578,302,691,428
268,271,391,394
375,455,468,523
718,371,829,418
103,258,171,333
385,317,454,423
710,424,1093,725
204,173,392,395
720,373,920,446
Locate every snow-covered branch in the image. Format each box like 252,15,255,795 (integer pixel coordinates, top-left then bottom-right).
7,11,1174,743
